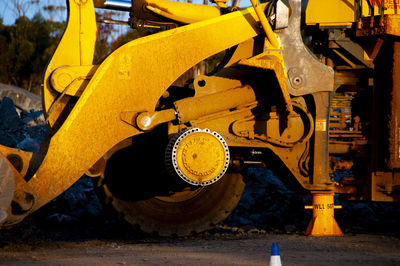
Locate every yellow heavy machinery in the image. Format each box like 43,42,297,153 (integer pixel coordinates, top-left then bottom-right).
0,0,399,236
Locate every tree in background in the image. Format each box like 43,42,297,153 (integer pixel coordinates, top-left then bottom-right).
0,15,64,95
10,0,40,18
0,0,225,94
94,11,150,64
0,8,147,94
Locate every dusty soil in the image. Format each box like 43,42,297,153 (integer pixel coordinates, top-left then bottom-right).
0,233,399,265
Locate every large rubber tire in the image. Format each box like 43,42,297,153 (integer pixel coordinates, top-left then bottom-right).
99,172,244,236
96,127,245,236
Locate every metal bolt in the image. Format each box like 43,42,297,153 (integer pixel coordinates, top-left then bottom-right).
141,116,151,128
293,76,303,86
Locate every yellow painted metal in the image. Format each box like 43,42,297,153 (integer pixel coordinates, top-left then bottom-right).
0,152,15,222
175,131,227,184
193,75,243,97
0,145,32,178
249,0,280,48
85,157,106,177
50,65,99,97
238,50,294,115
305,193,343,236
214,0,228,8
145,0,221,24
43,0,97,128
0,148,36,225
306,0,400,26
305,0,356,26
231,102,314,147
14,4,264,217
135,109,177,131
386,15,400,36
224,38,259,68
125,85,257,130
174,85,256,124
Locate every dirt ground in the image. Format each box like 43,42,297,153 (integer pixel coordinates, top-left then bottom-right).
0,232,399,265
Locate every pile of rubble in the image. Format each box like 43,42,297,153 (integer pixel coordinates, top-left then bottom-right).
0,97,47,152
224,168,311,233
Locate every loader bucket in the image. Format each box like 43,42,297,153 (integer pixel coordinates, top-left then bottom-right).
0,152,15,223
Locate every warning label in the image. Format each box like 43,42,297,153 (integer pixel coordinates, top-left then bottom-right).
315,119,327,132
313,203,334,210
368,0,400,10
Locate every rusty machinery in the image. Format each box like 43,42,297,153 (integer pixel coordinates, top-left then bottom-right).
0,0,399,236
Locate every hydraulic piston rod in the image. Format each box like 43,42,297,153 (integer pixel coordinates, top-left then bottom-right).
135,85,257,131
94,0,132,11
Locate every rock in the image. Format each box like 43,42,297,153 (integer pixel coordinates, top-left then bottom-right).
247,228,261,235
0,97,20,130
0,83,42,111
20,110,44,125
16,138,41,152
0,133,18,147
46,213,78,223
284,224,297,233
0,97,49,150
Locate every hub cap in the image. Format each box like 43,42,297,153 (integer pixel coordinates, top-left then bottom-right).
169,128,230,186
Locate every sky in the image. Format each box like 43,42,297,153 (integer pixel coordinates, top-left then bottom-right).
0,0,252,25
0,0,66,24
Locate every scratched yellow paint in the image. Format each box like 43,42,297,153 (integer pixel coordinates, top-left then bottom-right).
24,0,264,214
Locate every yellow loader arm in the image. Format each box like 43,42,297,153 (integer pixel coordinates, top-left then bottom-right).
1,0,353,237
1,0,264,225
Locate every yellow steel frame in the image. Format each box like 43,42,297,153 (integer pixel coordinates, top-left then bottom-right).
6,1,267,222
305,0,357,26
145,0,221,24
43,0,97,127
306,0,400,27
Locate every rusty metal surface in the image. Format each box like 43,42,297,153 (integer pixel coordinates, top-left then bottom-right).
357,15,400,37
371,172,400,202
388,41,400,169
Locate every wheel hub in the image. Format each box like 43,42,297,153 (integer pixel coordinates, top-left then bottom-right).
167,128,230,186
